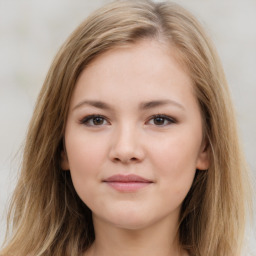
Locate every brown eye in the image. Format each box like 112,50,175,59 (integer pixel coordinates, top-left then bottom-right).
80,115,109,126
147,115,176,126
153,117,166,125
92,117,105,125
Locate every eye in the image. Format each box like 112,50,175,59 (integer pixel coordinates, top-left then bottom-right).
80,115,109,126
147,114,176,126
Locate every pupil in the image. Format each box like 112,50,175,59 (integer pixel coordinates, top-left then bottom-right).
154,117,164,125
93,117,103,125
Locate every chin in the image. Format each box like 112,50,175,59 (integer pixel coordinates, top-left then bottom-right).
97,206,160,231
112,218,153,230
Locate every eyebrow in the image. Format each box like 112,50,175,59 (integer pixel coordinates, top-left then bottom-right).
73,100,111,111
139,99,185,111
72,99,185,111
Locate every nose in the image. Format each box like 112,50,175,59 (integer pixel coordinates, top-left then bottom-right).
109,125,145,164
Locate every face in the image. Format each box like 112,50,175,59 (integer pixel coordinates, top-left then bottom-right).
62,40,209,230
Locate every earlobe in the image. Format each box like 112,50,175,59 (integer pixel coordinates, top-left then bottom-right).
196,143,210,170
61,150,70,171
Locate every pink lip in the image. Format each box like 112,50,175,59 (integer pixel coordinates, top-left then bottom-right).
103,174,153,192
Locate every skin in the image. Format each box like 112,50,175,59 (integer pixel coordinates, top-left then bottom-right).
62,39,209,256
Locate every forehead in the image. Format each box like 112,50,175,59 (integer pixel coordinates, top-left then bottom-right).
71,39,196,111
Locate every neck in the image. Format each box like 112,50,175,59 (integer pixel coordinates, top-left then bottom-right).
85,215,187,256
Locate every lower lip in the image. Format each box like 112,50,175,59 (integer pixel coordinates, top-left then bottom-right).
105,182,152,192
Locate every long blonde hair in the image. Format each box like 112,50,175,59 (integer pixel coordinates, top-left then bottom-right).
1,1,252,255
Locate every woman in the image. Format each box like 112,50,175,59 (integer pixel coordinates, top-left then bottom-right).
0,1,252,255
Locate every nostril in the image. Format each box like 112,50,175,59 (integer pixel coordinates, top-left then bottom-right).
113,156,138,163
109,142,145,163
114,157,120,162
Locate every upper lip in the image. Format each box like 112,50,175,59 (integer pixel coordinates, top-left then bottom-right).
103,174,153,183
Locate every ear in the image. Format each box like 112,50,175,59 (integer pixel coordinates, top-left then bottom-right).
61,150,70,171
196,141,210,170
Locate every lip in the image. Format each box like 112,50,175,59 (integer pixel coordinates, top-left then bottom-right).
103,174,153,192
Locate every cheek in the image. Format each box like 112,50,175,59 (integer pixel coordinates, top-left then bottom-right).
148,129,201,193
151,132,200,169
66,130,107,172
65,130,109,198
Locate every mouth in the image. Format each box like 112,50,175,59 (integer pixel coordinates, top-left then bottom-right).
103,174,153,192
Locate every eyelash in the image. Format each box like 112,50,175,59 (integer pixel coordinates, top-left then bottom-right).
147,114,176,126
79,114,176,127
80,115,109,126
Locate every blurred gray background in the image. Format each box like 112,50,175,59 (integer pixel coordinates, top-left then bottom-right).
0,0,255,253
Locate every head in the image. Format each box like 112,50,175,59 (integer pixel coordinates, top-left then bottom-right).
4,1,249,256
